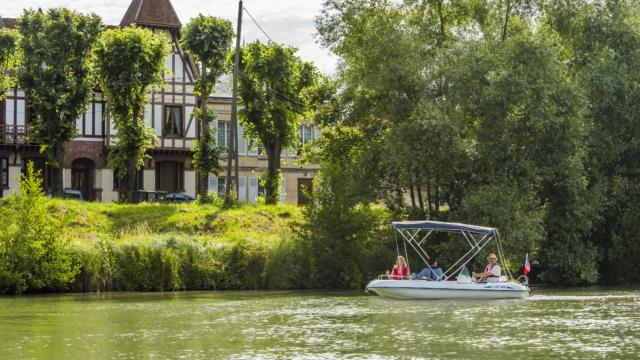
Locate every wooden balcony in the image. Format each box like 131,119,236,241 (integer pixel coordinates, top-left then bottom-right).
0,125,34,145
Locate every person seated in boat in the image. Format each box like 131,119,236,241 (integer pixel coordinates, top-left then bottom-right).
386,256,410,280
413,258,444,281
472,253,501,282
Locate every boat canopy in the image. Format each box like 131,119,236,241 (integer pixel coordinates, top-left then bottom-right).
392,220,496,236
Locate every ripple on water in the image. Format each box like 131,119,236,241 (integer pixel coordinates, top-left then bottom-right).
0,289,639,359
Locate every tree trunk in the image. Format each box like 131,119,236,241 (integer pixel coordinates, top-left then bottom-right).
53,142,65,195
426,178,433,217
409,180,416,208
501,0,512,41
125,156,137,203
198,174,208,197
434,185,440,215
416,180,425,212
435,0,446,45
198,63,209,198
265,143,282,205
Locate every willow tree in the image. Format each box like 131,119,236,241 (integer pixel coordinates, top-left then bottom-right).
180,15,234,197
17,9,102,194
94,27,168,202
0,28,18,101
238,41,319,204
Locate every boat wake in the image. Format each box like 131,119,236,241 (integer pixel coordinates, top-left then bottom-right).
529,294,640,301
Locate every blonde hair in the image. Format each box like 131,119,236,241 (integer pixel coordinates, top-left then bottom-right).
396,255,407,268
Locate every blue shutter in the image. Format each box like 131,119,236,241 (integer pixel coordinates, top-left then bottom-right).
248,176,259,204
208,175,218,193
239,176,247,202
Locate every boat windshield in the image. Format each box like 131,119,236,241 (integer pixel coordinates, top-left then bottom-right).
456,266,472,283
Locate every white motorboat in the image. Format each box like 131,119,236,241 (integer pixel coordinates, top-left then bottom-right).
366,279,529,299
365,220,530,300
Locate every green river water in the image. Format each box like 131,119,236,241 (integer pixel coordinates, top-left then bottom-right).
0,287,638,359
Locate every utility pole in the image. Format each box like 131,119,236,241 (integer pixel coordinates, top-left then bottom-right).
226,0,243,204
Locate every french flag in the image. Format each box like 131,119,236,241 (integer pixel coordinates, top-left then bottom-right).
524,253,531,276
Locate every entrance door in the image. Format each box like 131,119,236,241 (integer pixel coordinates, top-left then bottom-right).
297,178,313,205
156,161,184,193
71,158,94,200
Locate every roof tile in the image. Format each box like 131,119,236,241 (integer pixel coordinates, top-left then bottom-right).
120,0,181,28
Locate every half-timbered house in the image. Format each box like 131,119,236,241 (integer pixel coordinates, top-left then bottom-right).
0,0,319,204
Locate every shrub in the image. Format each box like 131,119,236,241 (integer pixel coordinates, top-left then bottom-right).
0,163,78,294
197,190,224,206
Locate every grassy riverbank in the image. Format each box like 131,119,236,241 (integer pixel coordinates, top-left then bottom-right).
0,171,393,294
56,200,311,292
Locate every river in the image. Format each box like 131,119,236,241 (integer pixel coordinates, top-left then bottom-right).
0,287,638,359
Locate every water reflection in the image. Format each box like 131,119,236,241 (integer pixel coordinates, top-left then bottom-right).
0,288,639,359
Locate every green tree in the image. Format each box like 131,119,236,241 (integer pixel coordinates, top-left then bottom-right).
17,9,103,195
238,41,320,204
93,27,169,202
545,0,640,283
312,0,601,284
0,162,77,294
0,28,19,101
181,15,234,197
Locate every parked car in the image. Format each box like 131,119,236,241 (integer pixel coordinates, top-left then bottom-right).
136,190,166,203
164,193,195,203
46,189,84,201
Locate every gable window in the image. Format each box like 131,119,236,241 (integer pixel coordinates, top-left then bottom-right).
1,158,8,187
164,105,183,137
174,55,185,82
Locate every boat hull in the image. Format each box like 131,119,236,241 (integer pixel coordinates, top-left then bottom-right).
366,280,529,300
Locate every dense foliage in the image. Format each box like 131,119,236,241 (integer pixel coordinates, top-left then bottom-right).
0,194,391,293
17,9,103,194
0,28,18,101
181,15,235,197
93,27,169,202
306,0,640,285
238,41,321,204
0,163,77,294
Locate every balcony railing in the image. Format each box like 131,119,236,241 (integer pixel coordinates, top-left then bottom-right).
0,124,34,144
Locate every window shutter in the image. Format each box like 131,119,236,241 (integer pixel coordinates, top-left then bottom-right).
238,123,247,155
280,177,286,204
208,175,218,192
248,176,259,204
212,119,218,145
239,176,247,202
109,113,117,135
76,114,83,134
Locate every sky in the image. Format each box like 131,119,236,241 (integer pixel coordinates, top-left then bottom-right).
2,0,339,75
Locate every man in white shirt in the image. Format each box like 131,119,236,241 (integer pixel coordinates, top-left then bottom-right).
472,253,501,282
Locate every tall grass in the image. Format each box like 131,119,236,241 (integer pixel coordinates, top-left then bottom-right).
49,200,312,292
